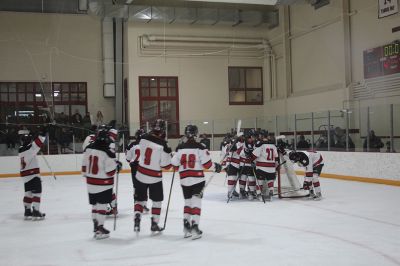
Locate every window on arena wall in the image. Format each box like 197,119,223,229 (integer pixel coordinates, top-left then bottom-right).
0,82,87,125
228,67,263,105
139,77,179,137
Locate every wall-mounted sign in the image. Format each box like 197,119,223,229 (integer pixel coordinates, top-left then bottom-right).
378,0,399,18
364,41,400,79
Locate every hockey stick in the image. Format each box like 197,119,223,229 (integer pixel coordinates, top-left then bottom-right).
162,168,176,231
40,153,57,180
113,148,121,231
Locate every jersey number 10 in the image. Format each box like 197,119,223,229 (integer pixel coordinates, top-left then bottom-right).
88,155,99,175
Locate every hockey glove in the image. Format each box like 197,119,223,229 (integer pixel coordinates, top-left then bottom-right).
214,163,222,173
116,161,123,173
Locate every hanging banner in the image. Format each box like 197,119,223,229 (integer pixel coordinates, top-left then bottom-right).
378,0,399,18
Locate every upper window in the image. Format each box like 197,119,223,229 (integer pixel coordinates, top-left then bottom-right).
228,67,263,105
139,77,179,137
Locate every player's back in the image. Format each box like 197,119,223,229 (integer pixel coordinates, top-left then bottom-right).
253,141,278,173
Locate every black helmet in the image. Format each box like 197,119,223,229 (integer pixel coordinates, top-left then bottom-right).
184,124,198,138
259,129,269,138
95,128,111,146
289,151,309,166
20,134,32,146
151,119,166,134
135,128,146,140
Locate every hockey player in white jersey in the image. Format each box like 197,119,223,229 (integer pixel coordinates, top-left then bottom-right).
134,119,172,233
125,129,149,213
239,130,257,200
18,128,47,220
250,130,278,201
223,135,244,199
82,128,120,239
171,125,221,239
82,125,97,151
288,150,324,200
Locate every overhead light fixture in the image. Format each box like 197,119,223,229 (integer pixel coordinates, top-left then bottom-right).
126,0,134,4
203,121,209,125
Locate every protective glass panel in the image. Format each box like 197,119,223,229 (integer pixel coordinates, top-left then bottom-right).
295,113,312,150
368,105,389,152
313,111,329,151
394,104,400,153
330,110,347,151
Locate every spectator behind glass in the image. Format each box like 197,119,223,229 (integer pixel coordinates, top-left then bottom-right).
297,134,310,149
71,110,82,124
96,111,104,126
82,112,92,129
333,127,355,151
199,134,210,150
363,130,384,152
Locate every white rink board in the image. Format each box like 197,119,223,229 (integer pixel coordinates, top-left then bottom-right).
0,172,399,266
1,151,400,181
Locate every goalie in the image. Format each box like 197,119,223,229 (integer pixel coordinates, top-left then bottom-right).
288,150,324,200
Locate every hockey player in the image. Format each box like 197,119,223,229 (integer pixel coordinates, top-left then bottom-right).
82,125,97,151
250,130,278,201
133,119,172,233
288,150,324,200
223,135,244,199
19,129,47,220
239,131,257,200
82,128,121,239
171,125,222,239
125,129,149,213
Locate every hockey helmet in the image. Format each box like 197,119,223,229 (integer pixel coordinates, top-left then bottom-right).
151,119,166,134
289,151,309,166
184,124,198,139
95,128,111,147
20,134,33,147
134,128,146,140
259,129,269,138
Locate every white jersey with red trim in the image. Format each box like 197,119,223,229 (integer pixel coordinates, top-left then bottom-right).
239,148,253,167
136,134,172,184
301,151,324,177
171,140,213,186
125,141,140,164
18,136,46,183
251,141,278,173
222,141,243,169
82,134,96,151
82,145,117,194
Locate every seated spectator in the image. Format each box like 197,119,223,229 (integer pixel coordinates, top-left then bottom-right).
363,130,384,152
199,134,211,150
297,135,310,149
334,127,355,151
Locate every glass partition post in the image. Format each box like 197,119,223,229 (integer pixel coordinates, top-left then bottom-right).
275,115,278,138
367,107,370,152
47,132,50,155
346,110,349,152
294,114,297,150
255,117,258,130
122,134,125,152
311,112,314,150
211,120,215,151
73,134,76,154
390,104,394,153
165,121,168,140
327,111,331,151
146,121,149,133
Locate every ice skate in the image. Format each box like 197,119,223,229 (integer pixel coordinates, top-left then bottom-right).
191,223,202,240
150,218,163,234
239,189,247,199
308,190,315,199
183,219,192,238
95,225,110,240
134,213,141,233
227,190,239,200
265,191,274,202
313,192,322,201
32,208,45,221
247,191,256,201
24,208,32,220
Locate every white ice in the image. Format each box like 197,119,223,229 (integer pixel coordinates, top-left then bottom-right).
1,173,400,266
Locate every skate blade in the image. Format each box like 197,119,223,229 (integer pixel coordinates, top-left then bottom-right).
95,234,110,240
313,197,322,201
24,216,32,221
151,231,162,236
184,232,192,238
191,234,202,240
32,217,45,221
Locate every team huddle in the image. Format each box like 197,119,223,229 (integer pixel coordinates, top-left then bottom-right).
17,119,324,241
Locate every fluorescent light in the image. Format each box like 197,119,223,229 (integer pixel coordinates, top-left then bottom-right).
203,121,209,124
126,0,134,4
35,94,42,97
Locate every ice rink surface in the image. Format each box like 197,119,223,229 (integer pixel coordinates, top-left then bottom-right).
1,172,400,266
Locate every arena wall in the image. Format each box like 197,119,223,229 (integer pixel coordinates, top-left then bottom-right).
1,152,399,186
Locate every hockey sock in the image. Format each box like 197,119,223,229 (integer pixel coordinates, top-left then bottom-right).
303,178,312,190
312,175,321,194
184,199,192,221
227,175,237,193
134,201,146,217
191,195,202,225
91,205,97,220
151,201,162,224
256,179,263,195
239,176,247,190
111,193,117,208
267,180,274,193
248,176,256,192
23,192,32,209
96,203,107,226
31,193,41,211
